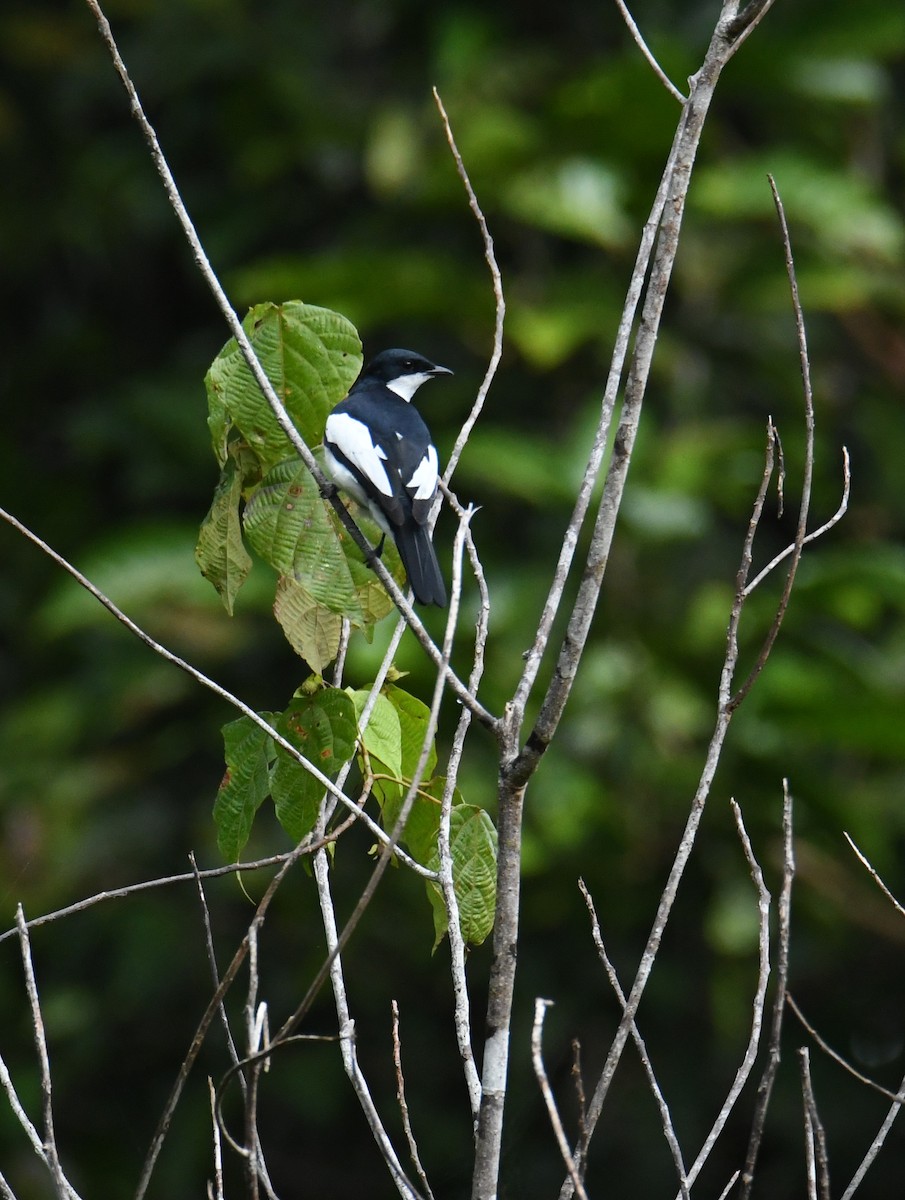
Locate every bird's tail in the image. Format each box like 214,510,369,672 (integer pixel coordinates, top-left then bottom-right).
394,524,446,607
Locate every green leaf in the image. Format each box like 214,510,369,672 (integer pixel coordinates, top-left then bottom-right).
273,575,344,673
271,686,357,842
386,685,438,781
195,452,253,614
243,458,362,618
204,301,361,471
376,685,439,828
426,803,498,950
214,714,278,861
350,689,403,783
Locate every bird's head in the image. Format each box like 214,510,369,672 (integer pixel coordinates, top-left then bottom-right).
362,348,453,402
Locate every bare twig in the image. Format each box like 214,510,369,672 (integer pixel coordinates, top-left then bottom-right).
190,852,248,1123
207,1078,225,1200
844,832,905,919
724,0,781,49
669,801,774,1198
739,781,795,1197
729,175,816,711
392,1002,436,1200
613,0,687,102
433,495,489,1119
743,447,850,597
798,1048,830,1200
15,907,80,1200
786,994,905,1105
841,1065,905,1199
579,881,689,1198
532,1000,589,1200
717,1172,741,1200
432,90,505,486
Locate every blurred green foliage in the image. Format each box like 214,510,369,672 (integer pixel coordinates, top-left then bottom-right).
1,0,905,1196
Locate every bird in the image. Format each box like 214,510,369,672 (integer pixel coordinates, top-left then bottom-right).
323,348,452,607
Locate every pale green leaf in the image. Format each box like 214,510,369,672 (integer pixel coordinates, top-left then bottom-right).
273,576,344,673
350,689,403,782
195,453,253,614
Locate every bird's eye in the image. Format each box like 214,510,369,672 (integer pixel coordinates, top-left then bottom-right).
404,359,414,369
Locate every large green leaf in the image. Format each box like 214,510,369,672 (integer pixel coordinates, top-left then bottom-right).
243,458,362,618
195,452,253,614
214,714,278,861
426,803,498,949
204,301,361,471
270,685,357,842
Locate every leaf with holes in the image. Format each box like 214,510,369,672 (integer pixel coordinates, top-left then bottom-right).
244,458,361,618
270,685,357,842
214,714,278,861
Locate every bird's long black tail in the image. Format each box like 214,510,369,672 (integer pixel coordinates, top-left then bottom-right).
394,523,446,607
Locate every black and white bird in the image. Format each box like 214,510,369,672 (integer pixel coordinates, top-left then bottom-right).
323,348,452,607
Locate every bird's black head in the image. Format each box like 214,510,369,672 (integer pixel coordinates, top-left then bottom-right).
362,348,453,384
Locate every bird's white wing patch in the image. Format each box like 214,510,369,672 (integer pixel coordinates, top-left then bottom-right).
406,445,439,500
325,412,394,497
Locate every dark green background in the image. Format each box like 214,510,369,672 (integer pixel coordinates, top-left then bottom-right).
2,0,905,1196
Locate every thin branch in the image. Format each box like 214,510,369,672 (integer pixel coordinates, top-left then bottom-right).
190,854,246,1092
841,1066,905,1200
743,447,851,597
392,1001,436,1200
15,907,80,1200
729,175,816,710
716,1173,741,1200
579,881,689,1198
802,1080,817,1200
207,1078,225,1200
786,994,905,1105
432,90,505,486
532,1000,589,1200
798,1048,830,1200
724,0,781,50
844,832,905,919
435,496,489,1119
738,781,795,1198
613,0,687,102
675,800,773,1196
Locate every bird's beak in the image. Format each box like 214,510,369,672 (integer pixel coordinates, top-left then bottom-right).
430,365,454,377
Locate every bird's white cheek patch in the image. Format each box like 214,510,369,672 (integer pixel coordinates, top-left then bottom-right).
326,412,394,497
386,372,432,402
407,445,439,500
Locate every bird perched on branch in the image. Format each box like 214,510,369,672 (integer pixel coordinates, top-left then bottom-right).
323,348,452,607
